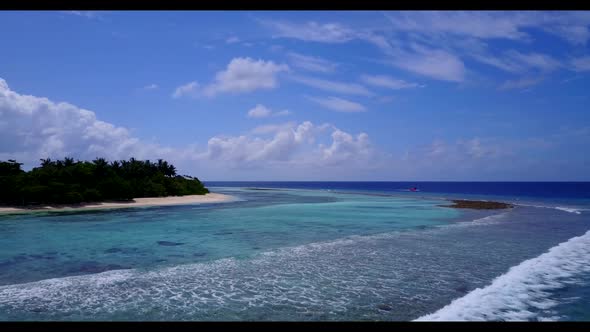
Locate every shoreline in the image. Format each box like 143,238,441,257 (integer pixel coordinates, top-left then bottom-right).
0,193,236,215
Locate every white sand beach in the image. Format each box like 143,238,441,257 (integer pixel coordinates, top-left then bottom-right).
0,193,236,215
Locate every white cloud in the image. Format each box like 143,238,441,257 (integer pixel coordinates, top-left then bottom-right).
319,130,371,165
390,48,466,82
251,122,298,135
274,110,291,117
383,11,531,41
260,13,590,85
472,50,562,76
247,104,272,118
307,96,367,113
269,45,284,53
142,84,159,91
545,25,590,45
570,56,590,72
62,11,101,19
384,11,590,45
247,104,291,118
226,36,240,44
291,76,373,96
286,52,338,73
203,57,289,97
509,51,562,72
499,77,544,90
398,137,514,179
469,53,524,73
204,121,374,168
263,20,355,43
360,74,422,89
9,77,581,181
0,77,167,164
0,77,379,177
172,81,199,98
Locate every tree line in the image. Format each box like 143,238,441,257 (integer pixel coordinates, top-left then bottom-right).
0,158,209,206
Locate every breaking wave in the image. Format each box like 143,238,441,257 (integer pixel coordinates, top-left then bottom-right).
415,230,590,321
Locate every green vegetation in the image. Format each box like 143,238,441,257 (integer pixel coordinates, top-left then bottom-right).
0,158,209,206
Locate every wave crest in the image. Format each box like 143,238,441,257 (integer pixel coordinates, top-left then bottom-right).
415,230,590,321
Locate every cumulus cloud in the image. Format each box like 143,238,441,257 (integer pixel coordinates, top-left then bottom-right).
0,77,381,177
319,130,371,165
172,81,199,98
0,78,167,164
204,121,376,168
307,96,367,113
202,57,290,97
250,122,298,135
4,77,582,180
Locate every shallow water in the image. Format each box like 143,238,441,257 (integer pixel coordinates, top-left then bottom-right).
0,185,589,321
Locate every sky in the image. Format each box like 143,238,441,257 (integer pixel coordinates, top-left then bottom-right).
0,11,589,181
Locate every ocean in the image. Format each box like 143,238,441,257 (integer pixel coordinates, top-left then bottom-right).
0,182,589,321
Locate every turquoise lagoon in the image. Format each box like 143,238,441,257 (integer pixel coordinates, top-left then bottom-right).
0,186,589,321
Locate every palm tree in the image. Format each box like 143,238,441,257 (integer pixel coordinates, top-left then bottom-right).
157,159,166,174
64,157,75,167
111,160,121,174
93,158,109,177
167,164,177,177
40,158,52,167
93,158,108,167
156,159,176,177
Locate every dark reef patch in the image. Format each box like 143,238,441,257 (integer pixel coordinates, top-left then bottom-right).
377,304,393,311
157,241,184,246
440,200,514,210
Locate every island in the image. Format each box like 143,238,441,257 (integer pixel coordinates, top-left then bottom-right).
439,199,514,210
0,158,233,214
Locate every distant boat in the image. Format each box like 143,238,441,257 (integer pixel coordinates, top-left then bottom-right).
409,187,419,192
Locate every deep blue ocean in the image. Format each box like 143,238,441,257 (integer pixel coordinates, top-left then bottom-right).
206,181,590,200
0,182,589,321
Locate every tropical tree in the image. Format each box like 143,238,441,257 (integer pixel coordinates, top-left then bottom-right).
0,157,208,206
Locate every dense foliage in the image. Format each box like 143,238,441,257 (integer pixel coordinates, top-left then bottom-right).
0,158,209,206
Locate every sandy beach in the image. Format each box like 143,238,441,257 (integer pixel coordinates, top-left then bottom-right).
0,193,236,215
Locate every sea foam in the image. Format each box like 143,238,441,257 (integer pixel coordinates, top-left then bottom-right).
514,203,584,215
414,229,590,321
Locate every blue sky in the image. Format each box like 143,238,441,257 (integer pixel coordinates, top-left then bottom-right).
1,11,589,180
